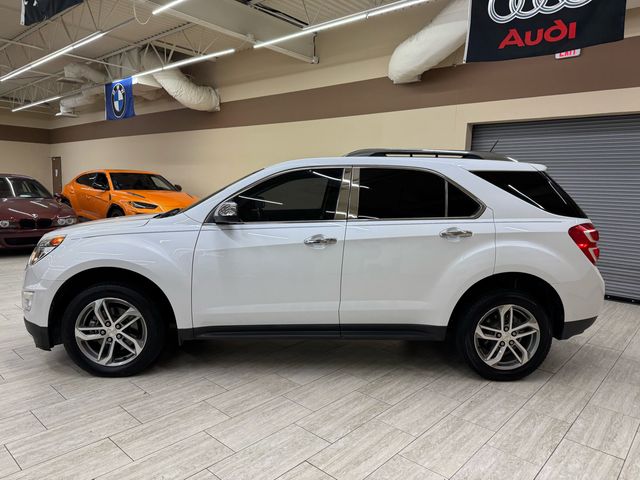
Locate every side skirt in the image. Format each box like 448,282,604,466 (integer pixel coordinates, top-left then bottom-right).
178,324,447,343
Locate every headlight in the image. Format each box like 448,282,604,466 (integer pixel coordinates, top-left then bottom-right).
56,217,77,226
29,235,65,266
0,220,17,228
129,201,158,210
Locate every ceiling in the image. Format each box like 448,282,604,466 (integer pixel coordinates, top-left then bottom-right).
0,0,395,113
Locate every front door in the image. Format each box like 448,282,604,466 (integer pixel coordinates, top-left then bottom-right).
339,167,495,332
192,167,350,333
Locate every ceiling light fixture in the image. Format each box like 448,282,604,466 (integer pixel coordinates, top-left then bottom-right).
12,95,62,112
254,0,430,49
0,31,105,83
152,0,190,15
132,48,236,79
367,0,430,17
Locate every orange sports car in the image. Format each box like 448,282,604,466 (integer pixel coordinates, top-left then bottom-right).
61,170,197,219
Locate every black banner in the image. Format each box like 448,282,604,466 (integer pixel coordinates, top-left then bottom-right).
21,0,84,26
465,0,627,62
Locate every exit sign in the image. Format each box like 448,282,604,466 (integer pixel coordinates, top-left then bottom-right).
555,49,582,60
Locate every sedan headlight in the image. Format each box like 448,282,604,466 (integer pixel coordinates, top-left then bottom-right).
129,201,158,210
0,220,17,228
56,217,77,226
29,235,65,266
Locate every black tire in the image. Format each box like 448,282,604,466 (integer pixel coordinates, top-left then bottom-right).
455,289,552,381
61,282,166,376
108,207,125,217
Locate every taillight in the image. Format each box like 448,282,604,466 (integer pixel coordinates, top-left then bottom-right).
568,223,600,265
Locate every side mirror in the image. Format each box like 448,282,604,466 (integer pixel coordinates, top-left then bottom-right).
213,201,240,224
54,193,63,202
174,184,183,192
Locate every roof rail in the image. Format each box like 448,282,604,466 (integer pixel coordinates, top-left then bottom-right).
345,149,518,162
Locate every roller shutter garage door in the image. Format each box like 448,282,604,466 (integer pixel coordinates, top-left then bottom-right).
472,115,640,301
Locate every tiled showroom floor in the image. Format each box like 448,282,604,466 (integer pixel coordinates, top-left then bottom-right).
1,253,640,480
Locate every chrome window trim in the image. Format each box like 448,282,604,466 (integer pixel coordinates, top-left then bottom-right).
205,166,351,225
348,166,486,222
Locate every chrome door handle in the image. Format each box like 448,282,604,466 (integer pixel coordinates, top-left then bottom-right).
440,227,473,239
304,235,337,246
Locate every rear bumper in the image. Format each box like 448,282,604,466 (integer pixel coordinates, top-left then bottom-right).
24,318,52,350
560,316,597,340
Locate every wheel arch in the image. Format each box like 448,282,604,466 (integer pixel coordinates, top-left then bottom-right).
448,272,565,340
107,204,125,217
48,267,178,346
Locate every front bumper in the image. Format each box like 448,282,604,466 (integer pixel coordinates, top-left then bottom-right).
0,228,57,248
559,316,597,340
24,317,52,350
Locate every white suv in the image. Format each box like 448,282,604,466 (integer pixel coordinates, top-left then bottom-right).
22,149,604,380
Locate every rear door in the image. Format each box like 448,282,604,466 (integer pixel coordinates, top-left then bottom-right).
73,173,97,217
87,172,111,218
339,167,495,334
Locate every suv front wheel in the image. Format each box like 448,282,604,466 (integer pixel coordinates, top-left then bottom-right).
61,282,166,376
456,290,552,381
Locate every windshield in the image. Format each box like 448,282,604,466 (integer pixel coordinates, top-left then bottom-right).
0,177,52,199
110,173,176,191
176,168,265,217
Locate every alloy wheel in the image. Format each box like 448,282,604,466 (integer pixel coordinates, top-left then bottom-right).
74,298,147,367
473,304,541,370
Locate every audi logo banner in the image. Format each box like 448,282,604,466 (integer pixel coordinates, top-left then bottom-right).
465,0,627,62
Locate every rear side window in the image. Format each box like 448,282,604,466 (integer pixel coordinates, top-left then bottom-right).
357,169,445,219
76,173,97,186
473,171,586,218
355,168,481,219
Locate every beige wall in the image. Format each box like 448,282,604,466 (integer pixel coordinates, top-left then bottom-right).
50,86,640,198
0,141,52,189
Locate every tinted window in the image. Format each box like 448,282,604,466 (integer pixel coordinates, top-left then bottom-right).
234,168,343,222
110,173,175,191
92,173,109,190
473,171,586,218
357,169,445,219
448,183,481,217
76,173,96,186
0,177,51,198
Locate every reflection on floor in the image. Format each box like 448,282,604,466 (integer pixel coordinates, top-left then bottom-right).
0,252,639,479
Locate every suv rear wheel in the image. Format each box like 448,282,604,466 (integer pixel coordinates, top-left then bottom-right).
61,282,166,376
456,290,552,381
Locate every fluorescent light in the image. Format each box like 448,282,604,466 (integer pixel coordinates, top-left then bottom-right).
152,0,189,15
131,67,164,79
12,95,61,112
1,31,105,83
132,48,235,79
254,0,430,49
255,13,366,49
367,0,430,17
164,48,235,69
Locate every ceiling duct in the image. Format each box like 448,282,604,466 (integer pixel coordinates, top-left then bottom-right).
141,51,221,112
388,0,468,84
58,63,108,112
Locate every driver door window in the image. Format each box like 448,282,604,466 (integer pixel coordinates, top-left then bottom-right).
232,168,344,222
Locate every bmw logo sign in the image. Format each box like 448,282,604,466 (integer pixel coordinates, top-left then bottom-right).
111,83,127,119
